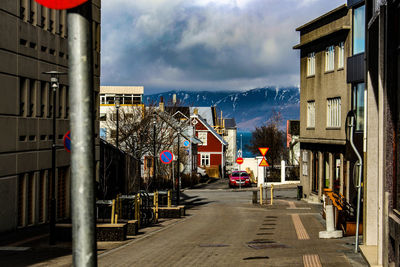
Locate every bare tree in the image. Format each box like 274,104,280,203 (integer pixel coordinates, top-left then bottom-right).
246,111,287,168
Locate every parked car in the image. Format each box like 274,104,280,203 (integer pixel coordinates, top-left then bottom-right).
229,171,251,188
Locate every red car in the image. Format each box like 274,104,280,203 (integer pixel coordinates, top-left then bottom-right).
229,171,251,188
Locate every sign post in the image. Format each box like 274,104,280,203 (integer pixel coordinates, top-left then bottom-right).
35,0,95,265
236,157,244,189
258,148,270,186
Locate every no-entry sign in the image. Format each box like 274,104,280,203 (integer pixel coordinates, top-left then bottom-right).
236,157,244,165
35,0,88,10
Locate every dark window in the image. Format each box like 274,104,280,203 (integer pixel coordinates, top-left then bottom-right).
352,83,365,131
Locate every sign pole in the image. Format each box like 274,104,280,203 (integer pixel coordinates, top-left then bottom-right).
67,2,96,266
177,132,180,206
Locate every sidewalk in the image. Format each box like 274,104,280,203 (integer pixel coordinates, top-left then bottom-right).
0,218,185,267
252,198,368,266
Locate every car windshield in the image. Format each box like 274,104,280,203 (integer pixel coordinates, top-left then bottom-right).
232,172,248,177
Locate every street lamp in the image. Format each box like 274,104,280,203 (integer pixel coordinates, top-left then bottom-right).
43,70,66,245
153,116,157,190
115,97,120,149
177,131,181,205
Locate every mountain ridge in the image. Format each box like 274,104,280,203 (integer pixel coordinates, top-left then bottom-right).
144,87,300,131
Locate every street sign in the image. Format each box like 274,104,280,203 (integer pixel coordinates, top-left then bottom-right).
35,0,88,10
63,131,71,153
160,150,174,164
259,147,269,156
236,157,244,165
259,157,269,167
237,149,242,158
183,140,190,147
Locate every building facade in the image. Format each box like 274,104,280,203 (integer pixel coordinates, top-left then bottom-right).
294,5,354,203
361,0,400,265
0,0,101,232
191,113,227,177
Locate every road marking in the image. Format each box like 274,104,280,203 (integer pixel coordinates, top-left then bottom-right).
288,201,296,209
291,214,310,240
303,254,322,267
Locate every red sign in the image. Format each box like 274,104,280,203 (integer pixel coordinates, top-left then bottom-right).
160,150,174,164
236,157,244,165
258,147,269,156
259,157,269,167
35,0,88,10
63,130,71,152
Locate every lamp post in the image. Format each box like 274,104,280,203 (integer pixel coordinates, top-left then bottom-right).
115,98,120,149
177,131,181,205
43,70,65,245
153,117,157,190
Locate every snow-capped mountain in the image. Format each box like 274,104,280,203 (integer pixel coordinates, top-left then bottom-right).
144,87,300,131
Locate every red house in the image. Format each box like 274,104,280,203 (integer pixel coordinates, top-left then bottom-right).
191,114,228,177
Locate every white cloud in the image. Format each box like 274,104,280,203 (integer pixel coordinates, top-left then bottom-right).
101,0,346,93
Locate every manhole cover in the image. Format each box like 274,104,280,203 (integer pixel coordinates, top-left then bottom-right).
265,216,277,218
262,223,275,226
199,244,230,248
259,227,275,230
256,233,273,235
243,256,269,260
247,243,288,249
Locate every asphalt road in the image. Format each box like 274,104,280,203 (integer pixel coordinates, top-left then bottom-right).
98,180,367,267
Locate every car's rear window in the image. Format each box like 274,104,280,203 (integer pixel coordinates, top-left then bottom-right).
232,172,248,177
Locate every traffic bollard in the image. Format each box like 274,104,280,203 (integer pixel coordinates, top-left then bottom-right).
168,190,171,208
270,184,274,205
111,199,115,224
135,193,141,229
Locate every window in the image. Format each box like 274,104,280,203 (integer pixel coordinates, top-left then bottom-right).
100,128,107,139
338,42,345,69
20,77,27,116
325,45,335,71
198,131,207,146
307,101,315,128
307,52,315,76
327,97,341,128
201,154,210,166
353,5,365,55
100,95,106,104
352,83,364,131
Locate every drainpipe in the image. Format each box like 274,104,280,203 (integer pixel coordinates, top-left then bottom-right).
349,115,363,253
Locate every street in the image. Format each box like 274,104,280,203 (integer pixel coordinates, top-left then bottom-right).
97,179,367,267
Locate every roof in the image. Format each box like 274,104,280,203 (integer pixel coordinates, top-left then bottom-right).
193,114,228,146
100,86,144,95
224,118,236,129
293,26,350,49
295,4,347,31
190,107,214,126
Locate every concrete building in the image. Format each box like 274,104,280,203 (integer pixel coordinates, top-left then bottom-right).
294,4,354,203
0,1,101,232
99,86,144,144
361,0,400,265
223,118,237,174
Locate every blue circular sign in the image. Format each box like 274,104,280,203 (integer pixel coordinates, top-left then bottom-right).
160,150,173,164
183,140,190,147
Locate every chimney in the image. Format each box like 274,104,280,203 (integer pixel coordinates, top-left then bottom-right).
159,96,165,112
172,94,177,105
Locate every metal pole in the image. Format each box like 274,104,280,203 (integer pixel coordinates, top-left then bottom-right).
239,134,242,190
177,133,180,205
68,3,97,266
349,116,363,253
116,106,119,149
153,119,156,190
50,75,57,245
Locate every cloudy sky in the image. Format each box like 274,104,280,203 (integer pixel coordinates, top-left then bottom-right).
101,0,345,94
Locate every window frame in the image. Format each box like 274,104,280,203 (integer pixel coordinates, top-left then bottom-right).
327,97,341,128
325,45,335,72
338,42,345,69
307,101,315,128
307,52,315,76
200,153,210,166
197,131,208,146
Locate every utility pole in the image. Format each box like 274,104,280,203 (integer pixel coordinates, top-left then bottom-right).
153,118,157,190
177,132,180,205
